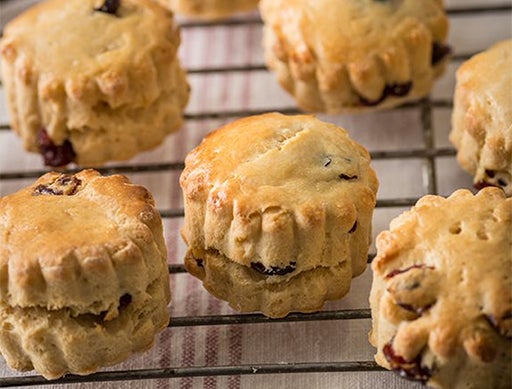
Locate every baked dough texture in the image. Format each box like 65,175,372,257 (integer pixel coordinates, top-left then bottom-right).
259,0,450,113
0,0,190,167
180,113,379,318
450,39,512,196
369,188,511,389
160,0,259,19
0,170,171,379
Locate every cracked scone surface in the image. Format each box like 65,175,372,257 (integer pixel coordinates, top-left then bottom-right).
259,0,450,113
180,113,379,318
0,0,189,167
369,188,511,389
450,39,512,196
0,169,171,379
159,0,259,19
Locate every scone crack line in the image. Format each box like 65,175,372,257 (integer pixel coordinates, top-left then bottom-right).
232,126,307,173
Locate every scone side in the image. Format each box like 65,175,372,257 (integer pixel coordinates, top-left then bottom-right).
0,273,170,380
450,39,512,196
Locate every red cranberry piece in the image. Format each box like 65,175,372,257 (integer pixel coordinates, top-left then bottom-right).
385,264,434,279
251,261,297,276
95,0,120,15
339,173,358,180
37,128,76,167
359,81,413,106
383,341,432,383
387,81,413,97
474,180,495,191
119,293,132,309
32,174,82,196
432,42,451,65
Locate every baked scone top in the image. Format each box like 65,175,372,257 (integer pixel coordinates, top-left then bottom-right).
0,170,168,320
262,0,447,60
372,188,511,366
181,112,379,273
0,0,181,109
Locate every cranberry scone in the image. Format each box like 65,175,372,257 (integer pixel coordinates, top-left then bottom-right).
259,0,450,113
0,170,171,379
369,188,511,389
0,0,189,167
160,0,259,19
450,39,512,196
180,113,379,318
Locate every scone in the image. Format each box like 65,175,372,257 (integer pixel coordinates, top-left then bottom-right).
160,0,259,19
0,0,190,167
450,39,512,196
259,0,450,113
0,169,171,379
180,113,379,318
369,188,511,389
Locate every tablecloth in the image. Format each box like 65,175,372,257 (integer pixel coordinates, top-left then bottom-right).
0,0,510,388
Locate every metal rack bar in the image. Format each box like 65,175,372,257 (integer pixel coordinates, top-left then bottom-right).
0,361,384,388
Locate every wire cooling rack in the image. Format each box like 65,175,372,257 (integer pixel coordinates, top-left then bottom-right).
0,1,511,388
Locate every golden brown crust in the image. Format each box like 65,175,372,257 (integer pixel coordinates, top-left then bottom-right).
0,169,171,379
450,39,512,196
259,0,449,113
369,188,512,388
180,113,378,317
0,0,189,166
160,0,259,19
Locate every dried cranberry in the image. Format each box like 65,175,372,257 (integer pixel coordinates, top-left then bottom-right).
339,173,358,180
383,341,432,383
251,261,297,276
95,0,120,15
359,81,413,106
385,264,434,279
485,169,496,178
37,128,76,167
119,293,132,309
32,174,82,196
195,258,204,268
474,180,495,191
432,42,451,65
386,82,413,97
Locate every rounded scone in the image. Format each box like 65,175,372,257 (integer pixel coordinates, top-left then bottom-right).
0,0,190,167
0,170,171,379
159,0,259,19
450,39,512,196
259,0,450,113
180,113,379,318
369,188,511,389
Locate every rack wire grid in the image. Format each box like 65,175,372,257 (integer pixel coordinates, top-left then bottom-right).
0,1,511,388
